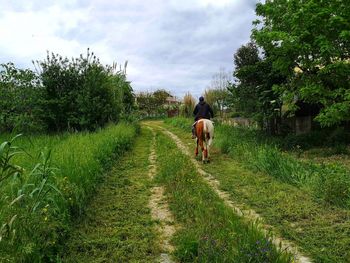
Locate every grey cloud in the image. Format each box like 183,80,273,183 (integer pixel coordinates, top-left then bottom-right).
1,0,260,98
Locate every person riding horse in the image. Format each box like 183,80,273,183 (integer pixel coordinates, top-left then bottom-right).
192,96,214,138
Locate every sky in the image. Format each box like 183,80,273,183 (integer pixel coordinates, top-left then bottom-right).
0,0,260,98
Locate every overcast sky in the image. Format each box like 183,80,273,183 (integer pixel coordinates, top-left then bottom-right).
0,0,260,98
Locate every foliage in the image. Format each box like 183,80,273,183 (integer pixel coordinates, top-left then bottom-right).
163,118,350,262
205,69,231,117
180,92,195,117
62,128,158,262
230,42,286,134
36,50,133,131
214,124,350,208
0,123,137,262
253,0,350,127
203,88,229,118
0,63,45,133
0,50,134,133
166,117,350,209
136,89,173,117
230,42,261,117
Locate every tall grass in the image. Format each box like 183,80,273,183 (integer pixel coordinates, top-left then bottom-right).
0,123,138,262
165,117,350,209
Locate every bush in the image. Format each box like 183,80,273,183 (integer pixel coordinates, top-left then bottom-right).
38,50,133,132
0,50,135,133
0,63,46,133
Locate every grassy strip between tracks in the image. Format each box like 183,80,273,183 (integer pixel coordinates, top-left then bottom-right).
163,119,350,263
61,127,159,262
154,131,292,263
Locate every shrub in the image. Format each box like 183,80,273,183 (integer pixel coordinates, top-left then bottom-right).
37,50,133,132
0,51,135,133
0,63,46,133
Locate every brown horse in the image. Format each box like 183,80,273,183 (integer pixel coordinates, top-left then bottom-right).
194,119,214,163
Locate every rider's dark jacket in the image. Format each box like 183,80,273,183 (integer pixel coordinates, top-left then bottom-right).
193,101,214,121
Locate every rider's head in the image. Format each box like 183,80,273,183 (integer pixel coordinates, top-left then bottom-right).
199,96,204,102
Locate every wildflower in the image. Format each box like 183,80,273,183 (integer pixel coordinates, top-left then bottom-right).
44,217,48,221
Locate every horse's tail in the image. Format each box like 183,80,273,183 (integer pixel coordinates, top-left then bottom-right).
203,119,214,140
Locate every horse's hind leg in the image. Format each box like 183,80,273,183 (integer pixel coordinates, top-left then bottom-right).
195,138,199,156
202,141,208,163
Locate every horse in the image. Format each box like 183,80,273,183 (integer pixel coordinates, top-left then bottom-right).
194,119,214,163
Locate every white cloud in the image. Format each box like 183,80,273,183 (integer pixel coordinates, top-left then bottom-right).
0,0,259,98
0,3,90,63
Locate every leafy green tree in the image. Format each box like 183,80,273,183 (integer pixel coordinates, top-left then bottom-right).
230,42,261,117
0,63,45,132
206,69,231,117
136,92,158,116
36,49,133,131
136,89,172,117
230,42,286,134
153,89,171,106
253,0,350,127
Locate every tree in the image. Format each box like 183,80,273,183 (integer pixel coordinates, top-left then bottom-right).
36,49,133,131
205,69,231,117
253,0,350,127
0,63,45,132
230,42,287,134
136,89,172,117
153,89,171,106
230,42,261,117
136,91,157,116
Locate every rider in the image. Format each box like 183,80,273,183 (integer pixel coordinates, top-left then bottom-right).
192,96,214,138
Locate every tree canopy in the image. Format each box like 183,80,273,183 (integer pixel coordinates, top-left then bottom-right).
253,0,350,127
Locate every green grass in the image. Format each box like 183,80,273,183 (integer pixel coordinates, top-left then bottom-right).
61,127,159,262
0,123,138,262
165,117,350,209
154,130,292,263
163,119,350,262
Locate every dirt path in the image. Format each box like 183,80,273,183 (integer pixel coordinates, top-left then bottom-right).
157,125,312,263
147,127,177,263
